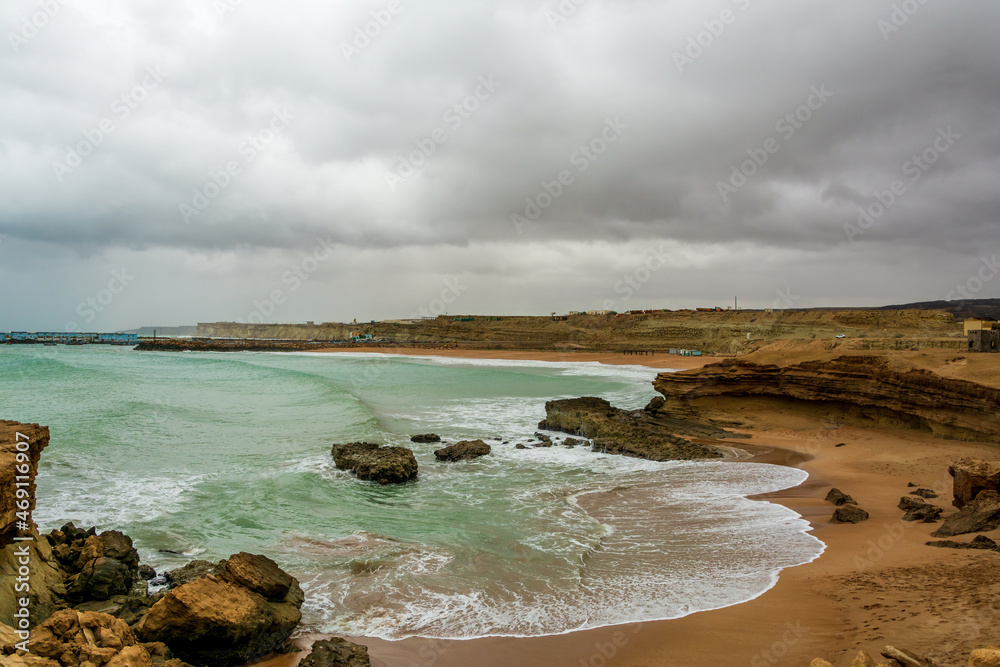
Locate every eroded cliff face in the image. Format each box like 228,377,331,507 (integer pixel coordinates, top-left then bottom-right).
0,421,48,548
654,356,1000,442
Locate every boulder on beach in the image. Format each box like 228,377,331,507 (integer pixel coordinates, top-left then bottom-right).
910,488,938,499
331,442,418,485
47,524,141,603
925,535,999,552
830,505,869,524
137,552,304,667
949,458,1000,508
931,489,1000,537
410,434,441,443
898,496,943,522
434,440,491,461
970,647,1000,667
298,637,372,667
825,488,857,506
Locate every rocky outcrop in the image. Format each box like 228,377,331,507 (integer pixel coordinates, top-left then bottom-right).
410,434,441,443
926,535,999,551
825,488,857,506
931,490,1000,537
831,505,869,523
0,421,48,549
136,553,304,667
434,440,491,461
45,524,141,603
23,609,193,667
298,637,372,667
654,356,1000,442
163,560,218,589
898,497,943,523
331,443,418,484
949,459,1000,508
970,648,1000,667
538,397,727,462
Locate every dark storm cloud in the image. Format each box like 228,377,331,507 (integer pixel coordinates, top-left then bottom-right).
2,1,999,328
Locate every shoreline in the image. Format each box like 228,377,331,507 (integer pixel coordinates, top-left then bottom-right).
254,348,1000,666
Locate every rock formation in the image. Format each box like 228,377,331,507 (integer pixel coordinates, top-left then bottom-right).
538,397,728,461
931,490,1000,537
926,535,999,551
825,488,857,506
433,440,491,461
331,442,418,484
20,609,193,667
410,434,441,443
898,497,943,523
653,356,1000,442
298,637,372,667
136,552,304,667
948,459,1000,508
830,505,869,523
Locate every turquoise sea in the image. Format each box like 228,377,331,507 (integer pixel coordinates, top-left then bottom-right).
0,345,823,639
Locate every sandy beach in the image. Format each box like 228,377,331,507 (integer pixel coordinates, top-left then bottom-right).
252,349,1000,667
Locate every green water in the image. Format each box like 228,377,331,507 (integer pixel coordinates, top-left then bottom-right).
0,345,823,639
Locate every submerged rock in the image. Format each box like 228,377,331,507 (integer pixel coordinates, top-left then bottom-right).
331,442,418,485
137,553,304,667
410,433,441,443
931,490,1000,537
434,440,491,461
299,637,372,667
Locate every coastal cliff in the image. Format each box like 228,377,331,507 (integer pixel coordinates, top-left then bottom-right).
654,355,1000,442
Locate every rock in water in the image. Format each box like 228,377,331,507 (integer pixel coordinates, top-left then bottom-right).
825,488,857,506
410,433,441,443
948,458,1000,508
434,440,491,461
299,638,372,667
830,505,869,523
931,489,1000,537
136,553,304,667
331,442,418,485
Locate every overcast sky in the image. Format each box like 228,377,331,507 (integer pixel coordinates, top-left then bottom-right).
2,0,998,331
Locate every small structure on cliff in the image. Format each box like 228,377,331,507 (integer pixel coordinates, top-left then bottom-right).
963,316,997,336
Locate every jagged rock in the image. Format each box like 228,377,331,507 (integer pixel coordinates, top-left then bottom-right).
949,459,1000,508
25,609,191,667
910,488,938,499
880,645,939,667
925,535,999,551
564,438,583,448
830,505,869,523
898,496,943,522
298,637,372,667
410,434,440,443
164,560,218,589
136,553,303,667
0,421,49,548
539,397,725,462
533,433,552,442
931,490,1000,537
643,396,665,412
138,565,156,581
433,440,491,462
825,488,857,506
970,647,1000,667
331,442,418,485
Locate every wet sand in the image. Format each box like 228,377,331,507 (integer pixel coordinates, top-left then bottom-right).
257,352,1000,667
